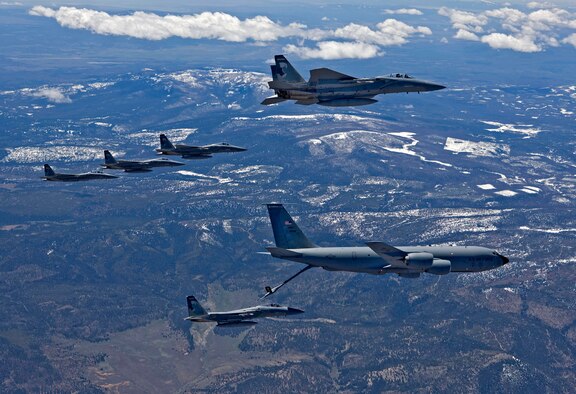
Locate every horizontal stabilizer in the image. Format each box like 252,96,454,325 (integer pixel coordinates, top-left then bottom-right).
365,241,407,266
266,247,303,258
261,96,287,105
295,98,318,105
309,68,355,83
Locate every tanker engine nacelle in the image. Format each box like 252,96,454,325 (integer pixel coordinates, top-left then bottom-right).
405,252,434,269
426,259,451,275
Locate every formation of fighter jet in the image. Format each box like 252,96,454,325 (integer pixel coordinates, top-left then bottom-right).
42,164,118,182
184,295,303,326
101,150,184,172
262,55,446,107
155,134,246,159
261,204,509,297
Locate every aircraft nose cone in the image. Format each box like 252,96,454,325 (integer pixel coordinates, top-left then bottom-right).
429,83,446,91
496,253,509,265
287,307,304,315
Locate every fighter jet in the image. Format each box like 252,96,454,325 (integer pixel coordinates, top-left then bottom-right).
42,164,118,182
261,204,509,297
261,55,446,107
184,295,304,326
101,150,184,172
155,134,246,159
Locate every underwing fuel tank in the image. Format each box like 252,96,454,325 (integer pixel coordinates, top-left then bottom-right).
317,98,378,107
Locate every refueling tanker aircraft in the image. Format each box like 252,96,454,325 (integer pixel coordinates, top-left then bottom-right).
261,55,446,107
184,295,304,326
261,204,509,298
156,134,246,159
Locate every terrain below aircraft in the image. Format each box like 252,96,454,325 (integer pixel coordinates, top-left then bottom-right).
156,134,246,159
185,295,304,326
101,150,184,172
42,164,118,182
261,55,446,107
261,204,509,298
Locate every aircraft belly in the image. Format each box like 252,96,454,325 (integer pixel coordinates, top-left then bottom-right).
298,255,384,274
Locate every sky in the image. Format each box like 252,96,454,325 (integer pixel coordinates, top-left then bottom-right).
3,1,576,60
0,1,575,89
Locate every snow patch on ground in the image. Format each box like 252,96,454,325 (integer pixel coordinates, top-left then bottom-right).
444,137,510,157
2,146,105,163
494,190,518,197
385,132,453,167
480,120,541,138
478,184,496,190
519,226,576,234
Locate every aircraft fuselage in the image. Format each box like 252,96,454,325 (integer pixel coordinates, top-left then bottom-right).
274,245,505,274
270,77,445,105
186,305,304,325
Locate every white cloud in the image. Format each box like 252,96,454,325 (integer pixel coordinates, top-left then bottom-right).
334,19,431,46
29,6,433,60
284,41,381,59
455,29,480,41
561,33,576,47
527,2,554,9
383,9,423,16
481,33,541,52
30,88,72,103
438,7,488,33
29,6,312,42
439,5,576,52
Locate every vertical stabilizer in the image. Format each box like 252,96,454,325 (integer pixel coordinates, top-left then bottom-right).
104,150,117,164
186,295,207,317
272,55,306,83
160,134,176,150
43,164,55,177
266,204,316,249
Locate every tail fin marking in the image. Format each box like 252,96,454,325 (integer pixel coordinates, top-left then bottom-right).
104,150,116,164
266,204,316,249
160,134,176,150
186,295,208,317
272,55,306,83
44,164,55,177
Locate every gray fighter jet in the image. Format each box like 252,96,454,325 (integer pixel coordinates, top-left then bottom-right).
42,164,118,182
261,55,446,107
261,204,509,297
101,150,184,172
155,134,246,159
184,295,304,326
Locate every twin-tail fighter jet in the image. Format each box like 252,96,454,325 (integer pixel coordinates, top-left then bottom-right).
42,164,118,182
261,204,509,298
184,295,304,326
156,134,246,159
101,150,184,172
261,55,446,107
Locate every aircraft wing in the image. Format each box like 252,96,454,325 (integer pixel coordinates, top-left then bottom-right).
309,68,356,83
261,96,288,105
365,241,407,267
